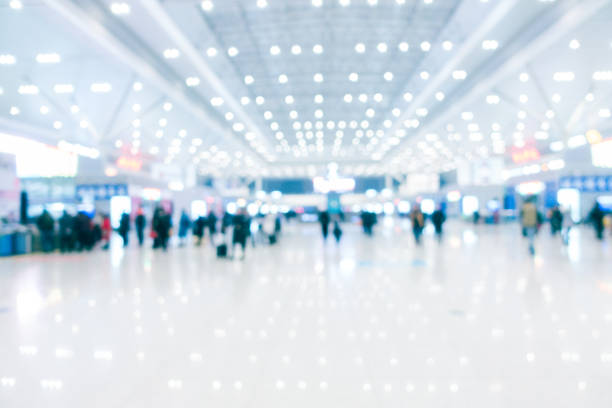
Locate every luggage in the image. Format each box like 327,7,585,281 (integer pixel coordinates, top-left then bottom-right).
216,244,228,258
268,234,277,245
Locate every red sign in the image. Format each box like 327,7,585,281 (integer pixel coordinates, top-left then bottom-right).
511,147,540,163
116,156,142,171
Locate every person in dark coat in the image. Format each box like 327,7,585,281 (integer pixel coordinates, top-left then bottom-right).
549,205,563,236
588,202,605,240
207,211,217,236
178,210,191,247
221,211,232,235
332,219,343,243
431,206,446,242
135,209,146,247
410,205,425,245
193,216,206,246
58,210,74,252
118,212,130,247
37,209,55,252
74,212,93,251
319,210,330,240
232,209,250,259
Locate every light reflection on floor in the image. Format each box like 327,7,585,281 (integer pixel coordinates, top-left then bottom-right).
0,220,611,407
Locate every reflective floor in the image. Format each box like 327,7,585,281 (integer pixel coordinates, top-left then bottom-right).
1,220,612,407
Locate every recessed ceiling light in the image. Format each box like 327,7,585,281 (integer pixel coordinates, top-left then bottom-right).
339,0,350,6
9,106,20,115
53,84,74,94
482,40,498,50
9,0,22,10
270,45,281,55
227,47,239,57
53,121,63,130
256,0,268,8
240,97,250,105
70,105,80,114
285,95,295,104
133,82,143,91
344,94,353,103
163,48,180,59
349,72,359,82
435,92,445,101
278,74,288,84
163,102,173,111
377,42,388,53
420,71,430,80
244,75,254,85
314,73,324,83
18,84,39,95
367,0,377,5
201,0,214,11
291,45,302,55
314,94,324,103
312,0,323,7
355,43,366,53
398,42,409,52
0,54,16,65
420,41,431,51
110,2,130,15
452,70,467,80
384,72,393,81
569,39,580,50
186,77,200,87
313,44,324,54
206,47,218,57
36,53,61,63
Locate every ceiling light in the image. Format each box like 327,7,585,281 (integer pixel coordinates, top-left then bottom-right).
227,47,239,57
291,45,302,55
599,108,611,118
110,2,130,15
53,84,74,94
519,94,528,103
442,41,453,51
314,73,324,83
285,95,295,104
551,93,561,103
349,72,359,82
133,82,143,91
159,118,168,127
481,40,498,50
339,0,350,6
90,82,112,93
435,92,445,101
313,44,324,54
569,39,580,50
9,106,20,115
225,112,234,121
403,92,413,102
18,84,39,95
39,106,49,115
70,105,79,114
244,75,254,85
377,42,388,53
256,96,265,105
461,111,474,121
593,71,612,81
312,0,323,7
344,94,353,103
452,70,467,80
519,72,529,82
373,93,383,102
206,47,218,57
163,48,180,59
314,94,324,103
0,54,16,65
210,97,224,106
486,94,500,104
420,41,431,51
553,71,574,81
384,72,393,81
257,0,268,8
367,0,377,5
53,121,62,130
201,0,214,11
185,77,200,87
398,42,409,52
278,74,288,83
358,94,368,103
416,108,428,117
9,0,22,10
420,71,430,80
240,97,250,105
270,45,281,55
355,43,366,53
80,120,89,129
36,53,61,63
132,103,141,112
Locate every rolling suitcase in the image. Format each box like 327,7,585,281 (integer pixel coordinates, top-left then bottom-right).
216,243,228,258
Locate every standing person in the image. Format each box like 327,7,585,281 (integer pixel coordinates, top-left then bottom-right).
118,212,130,247
409,205,425,245
58,210,74,253
207,210,218,237
37,209,55,253
332,219,343,243
74,212,92,251
431,205,446,243
135,209,146,247
193,215,206,246
221,211,232,235
101,214,112,250
319,210,330,240
561,206,573,246
549,205,563,236
178,210,191,247
232,208,249,259
159,211,172,250
151,208,162,249
588,202,605,241
520,196,539,255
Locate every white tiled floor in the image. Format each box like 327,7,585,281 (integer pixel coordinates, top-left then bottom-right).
1,219,612,407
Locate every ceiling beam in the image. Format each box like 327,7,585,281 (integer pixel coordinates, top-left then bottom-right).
138,0,274,159
41,0,265,163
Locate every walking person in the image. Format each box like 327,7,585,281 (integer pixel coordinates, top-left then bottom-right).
193,215,206,246
135,209,146,247
58,210,74,252
431,205,446,243
207,210,218,237
549,205,563,236
332,219,343,243
409,205,425,245
118,212,130,247
520,196,539,255
178,210,191,247
319,209,330,241
37,209,55,253
588,202,605,241
232,208,249,259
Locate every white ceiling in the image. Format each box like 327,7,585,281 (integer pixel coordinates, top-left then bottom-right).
0,0,611,178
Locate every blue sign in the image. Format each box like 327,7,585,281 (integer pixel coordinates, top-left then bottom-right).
76,184,128,200
559,176,612,193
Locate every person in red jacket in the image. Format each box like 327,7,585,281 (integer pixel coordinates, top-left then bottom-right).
101,214,112,250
